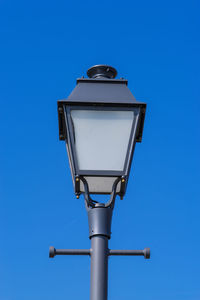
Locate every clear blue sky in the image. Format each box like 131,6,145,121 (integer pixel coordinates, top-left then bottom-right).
0,0,200,299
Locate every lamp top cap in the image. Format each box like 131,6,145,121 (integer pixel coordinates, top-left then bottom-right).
87,65,117,79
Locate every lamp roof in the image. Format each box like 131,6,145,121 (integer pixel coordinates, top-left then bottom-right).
58,73,146,143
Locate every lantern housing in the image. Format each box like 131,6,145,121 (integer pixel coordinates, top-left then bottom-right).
57,65,146,199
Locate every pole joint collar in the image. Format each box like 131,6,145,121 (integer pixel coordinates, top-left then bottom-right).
87,206,113,239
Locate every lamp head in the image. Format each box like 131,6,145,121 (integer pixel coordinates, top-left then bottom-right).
57,65,146,199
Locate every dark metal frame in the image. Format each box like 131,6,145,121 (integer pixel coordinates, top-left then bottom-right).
58,99,146,144
63,104,140,197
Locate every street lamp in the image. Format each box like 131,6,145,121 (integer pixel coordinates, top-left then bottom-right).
50,65,150,300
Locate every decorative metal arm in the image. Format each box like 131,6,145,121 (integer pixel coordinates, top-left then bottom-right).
105,177,121,208
78,176,97,208
79,176,121,209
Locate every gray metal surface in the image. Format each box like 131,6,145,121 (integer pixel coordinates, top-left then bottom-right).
49,246,150,259
109,248,150,258
49,247,90,258
87,206,113,239
87,65,117,79
57,65,146,144
90,235,108,300
67,81,138,104
49,205,150,299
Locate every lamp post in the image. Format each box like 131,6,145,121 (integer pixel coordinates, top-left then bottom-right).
49,65,150,300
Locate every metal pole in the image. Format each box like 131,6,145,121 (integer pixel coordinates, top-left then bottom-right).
49,176,150,300
87,203,113,300
90,235,108,300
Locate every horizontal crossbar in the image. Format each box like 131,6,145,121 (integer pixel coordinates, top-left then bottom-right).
49,247,150,259
109,248,150,258
49,247,90,257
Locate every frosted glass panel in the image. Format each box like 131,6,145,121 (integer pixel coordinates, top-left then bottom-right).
80,177,121,194
71,110,134,171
